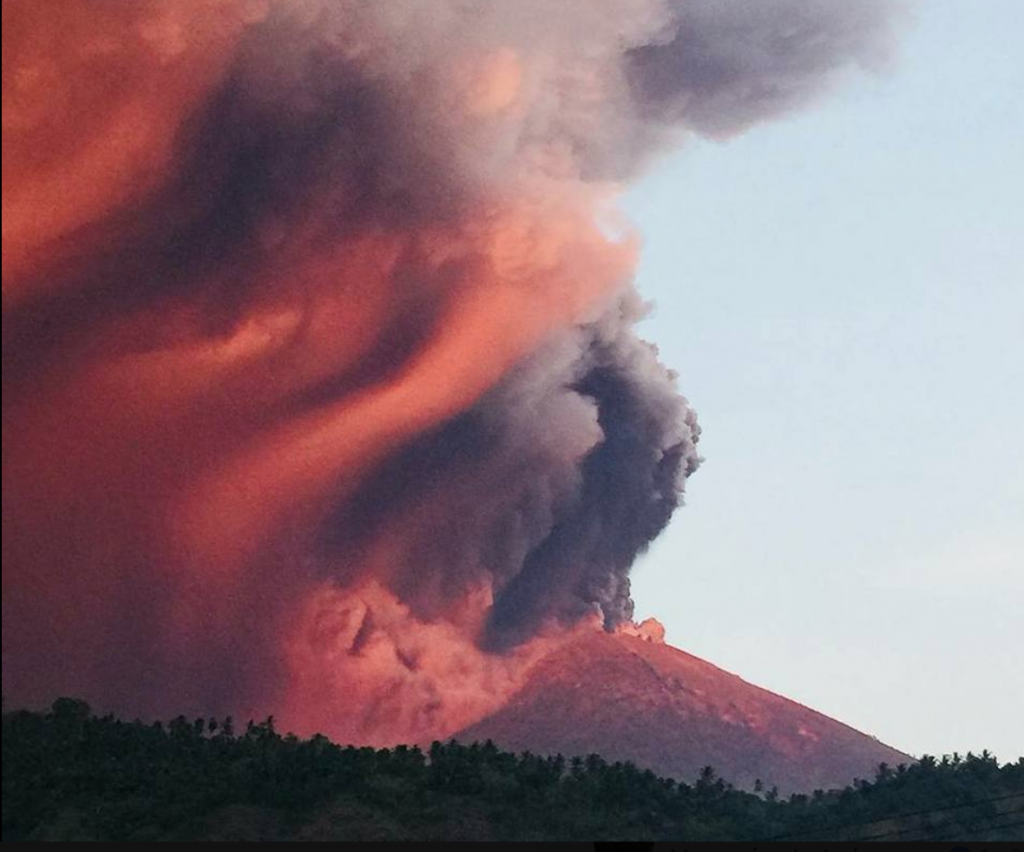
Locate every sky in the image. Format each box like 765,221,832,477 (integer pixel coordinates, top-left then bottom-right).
625,0,1023,763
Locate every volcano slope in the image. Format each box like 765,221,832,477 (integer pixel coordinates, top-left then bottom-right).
456,628,910,794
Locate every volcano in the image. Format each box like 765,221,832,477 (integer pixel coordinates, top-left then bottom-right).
4,1,909,764
456,626,910,794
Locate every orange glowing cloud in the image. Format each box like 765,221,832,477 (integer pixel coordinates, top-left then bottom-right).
3,0,895,740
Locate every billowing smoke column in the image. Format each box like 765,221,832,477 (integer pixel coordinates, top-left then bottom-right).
2,0,899,744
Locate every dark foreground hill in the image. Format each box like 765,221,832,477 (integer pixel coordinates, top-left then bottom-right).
458,629,910,794
3,699,1021,841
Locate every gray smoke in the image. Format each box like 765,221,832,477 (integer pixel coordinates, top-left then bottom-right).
630,0,901,139
2,0,902,741
321,291,701,647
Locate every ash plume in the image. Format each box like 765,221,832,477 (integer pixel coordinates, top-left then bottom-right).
2,0,900,744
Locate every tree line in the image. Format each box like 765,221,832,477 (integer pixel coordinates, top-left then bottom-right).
3,698,1021,841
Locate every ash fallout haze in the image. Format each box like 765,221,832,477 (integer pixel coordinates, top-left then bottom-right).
4,0,960,767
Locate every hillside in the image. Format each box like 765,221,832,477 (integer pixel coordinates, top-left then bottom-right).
458,629,910,794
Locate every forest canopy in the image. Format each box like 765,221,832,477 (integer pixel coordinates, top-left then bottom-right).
3,700,1021,841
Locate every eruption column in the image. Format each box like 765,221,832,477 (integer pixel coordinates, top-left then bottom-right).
2,0,899,743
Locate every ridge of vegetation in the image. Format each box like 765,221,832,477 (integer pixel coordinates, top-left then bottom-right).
3,699,1021,841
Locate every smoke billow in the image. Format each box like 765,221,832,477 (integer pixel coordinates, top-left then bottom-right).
2,0,899,743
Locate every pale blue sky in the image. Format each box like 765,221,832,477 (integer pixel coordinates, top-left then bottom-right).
626,0,1022,763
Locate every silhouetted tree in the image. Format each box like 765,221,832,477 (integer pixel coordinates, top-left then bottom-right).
3,699,1021,842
